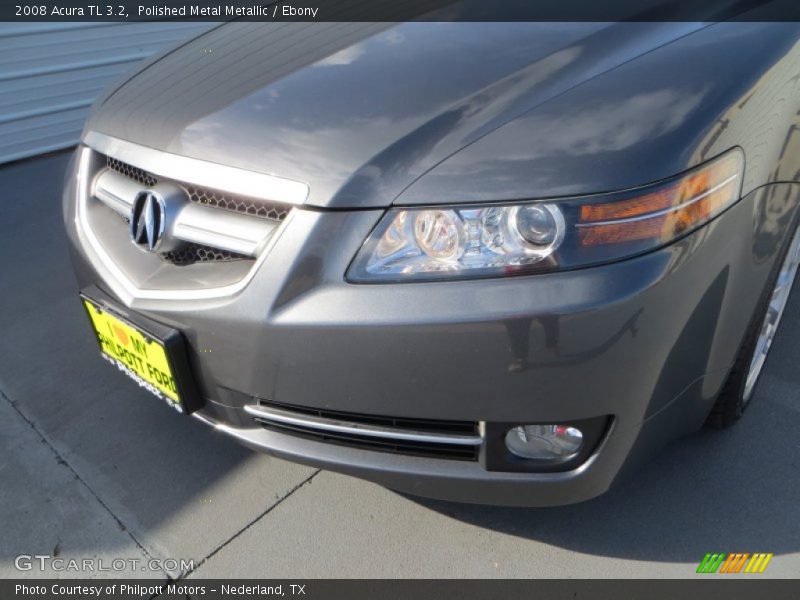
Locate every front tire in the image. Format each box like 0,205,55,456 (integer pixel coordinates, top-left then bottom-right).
707,222,800,429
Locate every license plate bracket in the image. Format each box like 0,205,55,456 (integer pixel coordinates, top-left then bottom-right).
80,286,203,414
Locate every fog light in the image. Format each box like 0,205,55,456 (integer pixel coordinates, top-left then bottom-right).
505,424,584,460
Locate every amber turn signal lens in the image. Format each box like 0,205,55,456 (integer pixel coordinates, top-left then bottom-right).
577,151,743,247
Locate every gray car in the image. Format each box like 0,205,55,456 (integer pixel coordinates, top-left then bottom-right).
63,19,800,506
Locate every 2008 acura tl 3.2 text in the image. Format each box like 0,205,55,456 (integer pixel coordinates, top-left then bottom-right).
63,15,800,505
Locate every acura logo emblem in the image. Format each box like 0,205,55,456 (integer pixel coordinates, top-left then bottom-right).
130,190,166,252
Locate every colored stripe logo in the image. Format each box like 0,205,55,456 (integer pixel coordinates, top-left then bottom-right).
696,553,773,574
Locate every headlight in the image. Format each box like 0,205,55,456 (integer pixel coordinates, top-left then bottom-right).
347,149,743,282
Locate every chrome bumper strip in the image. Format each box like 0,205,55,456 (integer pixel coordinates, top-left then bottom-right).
244,404,483,447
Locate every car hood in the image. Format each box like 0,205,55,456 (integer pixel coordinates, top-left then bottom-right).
86,20,704,208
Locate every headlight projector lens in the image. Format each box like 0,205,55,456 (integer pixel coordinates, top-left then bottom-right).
508,203,564,254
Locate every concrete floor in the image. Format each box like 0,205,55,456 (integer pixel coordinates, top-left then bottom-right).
1,152,799,580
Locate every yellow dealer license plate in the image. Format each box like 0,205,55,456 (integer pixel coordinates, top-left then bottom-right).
81,292,200,414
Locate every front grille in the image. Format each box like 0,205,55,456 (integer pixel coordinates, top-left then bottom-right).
250,400,480,461
98,153,287,267
160,243,247,266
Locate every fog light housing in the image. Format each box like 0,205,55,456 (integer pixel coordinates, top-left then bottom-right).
505,424,584,460
481,417,610,473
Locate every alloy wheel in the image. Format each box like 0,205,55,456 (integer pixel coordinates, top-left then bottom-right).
744,224,800,402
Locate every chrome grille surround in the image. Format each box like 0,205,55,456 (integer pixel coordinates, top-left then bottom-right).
85,131,309,205
75,134,308,305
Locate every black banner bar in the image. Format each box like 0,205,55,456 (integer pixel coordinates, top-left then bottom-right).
2,0,800,22
3,579,800,600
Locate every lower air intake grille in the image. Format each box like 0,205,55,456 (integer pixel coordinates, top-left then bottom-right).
247,401,480,461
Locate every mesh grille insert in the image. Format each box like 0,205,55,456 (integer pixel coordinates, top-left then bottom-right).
107,156,157,187
185,185,290,221
160,243,247,266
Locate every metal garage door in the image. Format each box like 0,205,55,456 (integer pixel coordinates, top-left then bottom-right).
0,22,217,164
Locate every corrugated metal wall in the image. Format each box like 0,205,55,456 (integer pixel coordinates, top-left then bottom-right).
0,22,217,164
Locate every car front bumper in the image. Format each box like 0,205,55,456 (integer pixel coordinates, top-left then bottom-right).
64,150,795,505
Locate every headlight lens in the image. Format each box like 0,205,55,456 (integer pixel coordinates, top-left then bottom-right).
348,149,743,282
